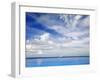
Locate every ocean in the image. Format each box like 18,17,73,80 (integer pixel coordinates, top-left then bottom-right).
26,56,89,67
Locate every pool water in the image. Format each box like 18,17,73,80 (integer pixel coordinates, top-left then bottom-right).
26,56,89,67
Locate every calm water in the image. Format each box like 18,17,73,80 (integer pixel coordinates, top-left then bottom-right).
26,56,89,67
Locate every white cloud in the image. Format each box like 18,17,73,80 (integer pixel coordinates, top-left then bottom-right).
74,15,82,20
50,25,69,36
40,33,50,41
78,16,90,28
50,25,88,41
59,15,82,28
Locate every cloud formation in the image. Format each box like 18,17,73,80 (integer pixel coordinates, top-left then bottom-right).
26,12,89,52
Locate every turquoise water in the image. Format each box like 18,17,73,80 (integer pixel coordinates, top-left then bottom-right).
26,56,89,67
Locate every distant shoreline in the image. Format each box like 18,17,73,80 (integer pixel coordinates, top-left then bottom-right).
26,56,89,59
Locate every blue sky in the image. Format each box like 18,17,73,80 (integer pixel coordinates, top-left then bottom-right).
26,12,89,48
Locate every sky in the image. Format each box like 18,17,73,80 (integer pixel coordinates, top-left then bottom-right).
26,12,90,49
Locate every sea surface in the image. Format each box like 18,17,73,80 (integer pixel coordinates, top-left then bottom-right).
26,56,89,67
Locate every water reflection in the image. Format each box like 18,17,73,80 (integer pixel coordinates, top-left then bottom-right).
37,59,42,65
